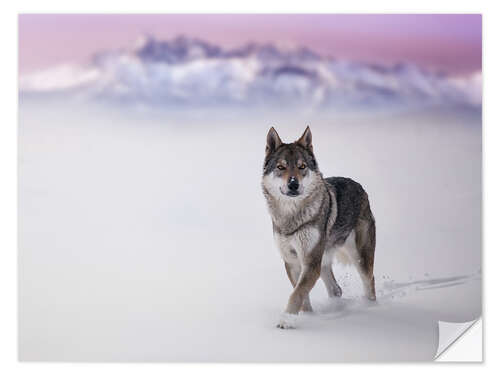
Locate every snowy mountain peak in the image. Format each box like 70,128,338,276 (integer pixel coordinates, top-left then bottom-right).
134,35,223,63
130,34,321,64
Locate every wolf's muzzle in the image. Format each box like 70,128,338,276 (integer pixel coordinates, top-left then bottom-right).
287,176,300,194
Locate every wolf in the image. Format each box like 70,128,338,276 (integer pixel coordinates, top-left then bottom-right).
261,126,376,329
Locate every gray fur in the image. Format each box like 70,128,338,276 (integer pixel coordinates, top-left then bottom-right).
262,126,376,328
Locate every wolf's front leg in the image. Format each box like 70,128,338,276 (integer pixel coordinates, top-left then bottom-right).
277,262,321,329
285,264,321,314
284,262,313,312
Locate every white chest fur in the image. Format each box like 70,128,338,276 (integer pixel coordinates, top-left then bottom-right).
274,227,321,265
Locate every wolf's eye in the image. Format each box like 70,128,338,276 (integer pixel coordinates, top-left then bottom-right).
298,164,306,170
277,165,286,171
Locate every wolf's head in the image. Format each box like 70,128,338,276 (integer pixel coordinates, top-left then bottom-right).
262,126,323,200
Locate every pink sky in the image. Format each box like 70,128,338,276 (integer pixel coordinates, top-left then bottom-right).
19,14,481,74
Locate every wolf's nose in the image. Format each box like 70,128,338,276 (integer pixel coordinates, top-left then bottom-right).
288,177,299,191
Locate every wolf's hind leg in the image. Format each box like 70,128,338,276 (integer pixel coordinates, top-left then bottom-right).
354,218,376,301
284,262,313,312
354,262,375,301
320,265,342,298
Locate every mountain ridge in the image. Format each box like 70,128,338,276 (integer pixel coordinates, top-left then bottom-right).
19,35,482,110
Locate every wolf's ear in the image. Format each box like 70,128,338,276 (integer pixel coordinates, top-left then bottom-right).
266,127,282,155
297,126,313,152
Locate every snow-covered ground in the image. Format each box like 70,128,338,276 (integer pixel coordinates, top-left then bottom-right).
18,101,481,361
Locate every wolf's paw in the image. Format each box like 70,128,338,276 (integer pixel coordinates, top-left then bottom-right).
333,285,342,297
276,313,298,329
360,295,377,307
